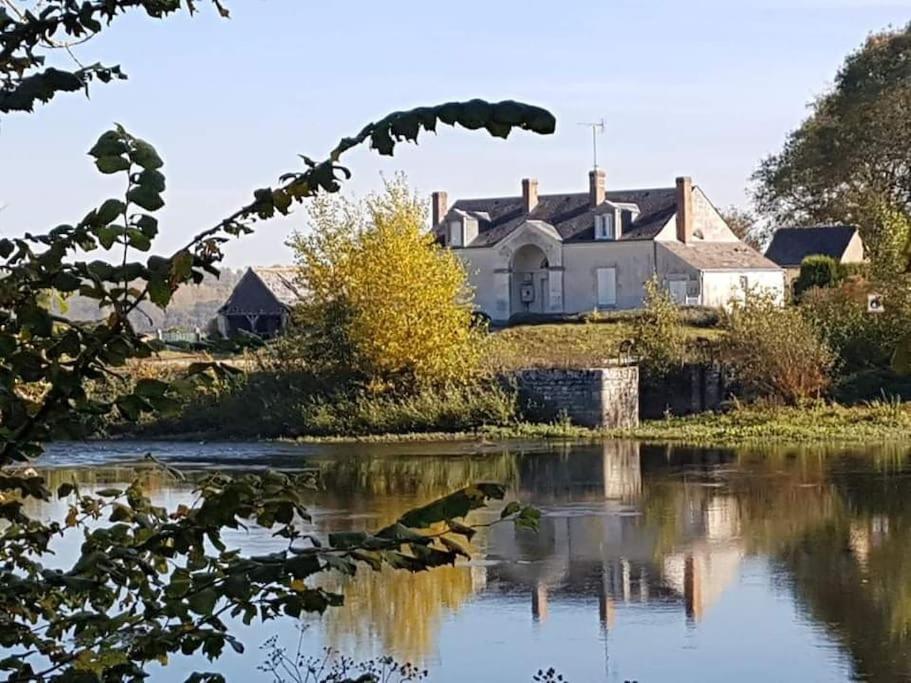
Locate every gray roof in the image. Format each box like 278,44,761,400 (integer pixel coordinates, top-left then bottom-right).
218,267,303,316
438,188,678,246
662,242,782,271
764,226,859,267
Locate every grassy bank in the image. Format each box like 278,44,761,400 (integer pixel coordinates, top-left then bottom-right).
608,401,911,445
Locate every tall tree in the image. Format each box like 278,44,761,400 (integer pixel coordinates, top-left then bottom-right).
753,23,911,263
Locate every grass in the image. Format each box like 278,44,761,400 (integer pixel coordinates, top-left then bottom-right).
608,400,911,445
484,322,722,371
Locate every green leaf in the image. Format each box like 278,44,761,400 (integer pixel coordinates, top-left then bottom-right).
137,169,166,193
89,131,128,158
171,250,194,282
95,155,131,174
396,483,506,529
57,482,75,498
130,140,164,170
187,587,218,616
440,536,471,559
95,488,123,498
135,214,159,238
96,199,126,225
500,501,521,519
127,186,164,211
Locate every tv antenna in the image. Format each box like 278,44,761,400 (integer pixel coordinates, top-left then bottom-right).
578,119,606,170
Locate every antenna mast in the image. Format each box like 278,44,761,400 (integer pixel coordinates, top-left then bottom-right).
578,119,606,169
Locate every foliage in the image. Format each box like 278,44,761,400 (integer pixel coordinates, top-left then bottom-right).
753,24,911,226
608,400,911,445
718,205,764,250
288,175,485,392
721,294,834,403
793,255,845,298
260,640,426,683
631,277,687,378
864,198,911,279
0,4,557,676
138,370,519,439
799,277,911,386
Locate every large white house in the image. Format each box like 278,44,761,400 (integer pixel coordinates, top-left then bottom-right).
432,171,784,323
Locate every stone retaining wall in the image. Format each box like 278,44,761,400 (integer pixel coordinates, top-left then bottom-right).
515,366,639,429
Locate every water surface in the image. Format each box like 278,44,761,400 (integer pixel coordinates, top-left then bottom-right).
31,439,911,682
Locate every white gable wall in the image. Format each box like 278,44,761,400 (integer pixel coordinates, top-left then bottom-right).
702,270,786,307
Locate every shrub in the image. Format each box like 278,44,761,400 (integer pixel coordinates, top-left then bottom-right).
800,277,911,374
722,294,835,404
793,255,844,298
288,174,483,393
632,277,686,378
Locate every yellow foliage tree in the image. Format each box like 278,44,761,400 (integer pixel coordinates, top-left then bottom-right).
288,175,482,392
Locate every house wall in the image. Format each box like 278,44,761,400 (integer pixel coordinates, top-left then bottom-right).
454,248,510,320
841,232,866,263
562,241,656,311
701,270,785,307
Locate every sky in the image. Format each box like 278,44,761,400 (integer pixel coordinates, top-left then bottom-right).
1,0,909,267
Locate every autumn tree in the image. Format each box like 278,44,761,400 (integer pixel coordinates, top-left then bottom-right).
719,205,764,250
753,24,911,270
289,176,482,392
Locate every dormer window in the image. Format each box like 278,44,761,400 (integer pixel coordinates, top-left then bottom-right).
595,212,616,240
449,219,463,247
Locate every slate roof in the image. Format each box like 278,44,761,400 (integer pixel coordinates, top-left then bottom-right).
439,188,678,246
661,242,781,271
218,267,304,316
764,226,859,267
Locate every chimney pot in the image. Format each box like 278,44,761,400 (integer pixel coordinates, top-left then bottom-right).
522,178,539,213
431,191,448,226
589,169,606,208
675,177,694,243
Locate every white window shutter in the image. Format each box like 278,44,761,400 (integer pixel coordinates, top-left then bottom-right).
597,267,617,306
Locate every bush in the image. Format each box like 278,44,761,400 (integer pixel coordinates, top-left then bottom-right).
800,277,911,375
288,175,483,393
722,294,835,404
632,277,687,378
793,255,844,298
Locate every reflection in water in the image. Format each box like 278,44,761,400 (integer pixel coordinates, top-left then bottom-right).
27,439,911,681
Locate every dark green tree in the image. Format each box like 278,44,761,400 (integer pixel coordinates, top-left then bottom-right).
0,3,552,680
753,24,911,268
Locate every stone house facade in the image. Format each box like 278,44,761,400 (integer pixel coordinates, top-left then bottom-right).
432,171,785,323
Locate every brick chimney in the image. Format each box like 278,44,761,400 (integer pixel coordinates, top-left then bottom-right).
522,177,539,213
431,191,448,226
675,176,694,243
589,169,605,208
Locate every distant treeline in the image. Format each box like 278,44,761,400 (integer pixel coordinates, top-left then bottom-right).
59,268,244,332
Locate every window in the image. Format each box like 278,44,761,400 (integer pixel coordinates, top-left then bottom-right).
449,220,462,247
596,267,617,307
595,213,615,240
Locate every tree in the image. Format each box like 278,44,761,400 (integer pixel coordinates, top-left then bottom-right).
753,24,911,267
0,3,555,680
632,277,686,379
719,205,764,250
288,175,482,392
722,294,834,404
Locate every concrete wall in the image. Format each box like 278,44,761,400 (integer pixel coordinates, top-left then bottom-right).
516,366,639,429
454,248,506,319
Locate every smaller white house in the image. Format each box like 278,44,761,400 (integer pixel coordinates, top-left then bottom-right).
432,171,784,323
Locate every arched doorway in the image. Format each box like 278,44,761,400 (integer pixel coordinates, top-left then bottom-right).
511,243,550,316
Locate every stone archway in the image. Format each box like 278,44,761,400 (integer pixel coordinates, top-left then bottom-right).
511,243,550,316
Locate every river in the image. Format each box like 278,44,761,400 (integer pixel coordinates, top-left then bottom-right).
27,438,911,682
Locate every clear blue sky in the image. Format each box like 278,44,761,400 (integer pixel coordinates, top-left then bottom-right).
1,0,909,267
